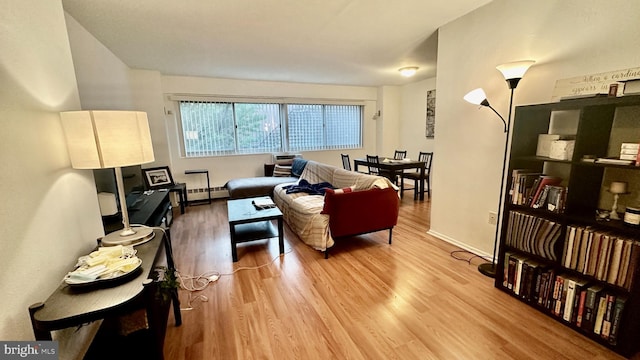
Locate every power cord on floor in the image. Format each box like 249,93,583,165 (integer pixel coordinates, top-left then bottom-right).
175,248,294,310
450,250,487,264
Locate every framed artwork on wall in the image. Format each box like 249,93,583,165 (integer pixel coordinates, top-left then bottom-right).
143,166,174,189
426,89,436,138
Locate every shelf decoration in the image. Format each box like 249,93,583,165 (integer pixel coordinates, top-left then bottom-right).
608,181,629,220
551,66,640,101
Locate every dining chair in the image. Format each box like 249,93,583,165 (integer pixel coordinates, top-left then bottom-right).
341,153,352,171
365,155,380,175
401,152,433,200
394,150,407,160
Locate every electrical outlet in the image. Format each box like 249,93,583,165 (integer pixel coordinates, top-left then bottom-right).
488,211,498,225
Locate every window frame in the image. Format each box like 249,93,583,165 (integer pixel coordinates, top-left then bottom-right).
172,95,364,158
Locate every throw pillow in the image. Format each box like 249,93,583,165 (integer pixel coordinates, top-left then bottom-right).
321,186,355,214
273,164,292,177
325,186,354,195
291,158,308,177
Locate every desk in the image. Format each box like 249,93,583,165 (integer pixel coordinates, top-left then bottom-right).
354,157,427,200
103,190,172,234
28,229,181,360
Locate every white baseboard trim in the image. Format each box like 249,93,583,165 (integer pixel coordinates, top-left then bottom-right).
426,229,492,262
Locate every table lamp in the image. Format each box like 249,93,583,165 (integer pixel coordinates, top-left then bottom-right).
609,181,628,220
60,110,156,246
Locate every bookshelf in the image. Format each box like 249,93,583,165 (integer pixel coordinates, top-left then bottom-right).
496,95,640,357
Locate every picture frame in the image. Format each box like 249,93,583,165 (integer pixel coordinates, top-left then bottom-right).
426,89,436,138
143,166,174,189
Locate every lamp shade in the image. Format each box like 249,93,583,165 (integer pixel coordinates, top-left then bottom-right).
496,60,535,80
60,111,155,169
463,88,488,106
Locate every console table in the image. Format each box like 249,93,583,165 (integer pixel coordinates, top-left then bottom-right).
28,229,181,360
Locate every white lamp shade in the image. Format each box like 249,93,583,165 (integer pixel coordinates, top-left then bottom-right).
463,88,488,105
60,111,155,169
496,60,535,80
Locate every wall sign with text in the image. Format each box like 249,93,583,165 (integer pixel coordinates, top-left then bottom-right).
551,67,640,102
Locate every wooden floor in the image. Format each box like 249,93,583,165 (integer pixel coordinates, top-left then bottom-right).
163,195,628,360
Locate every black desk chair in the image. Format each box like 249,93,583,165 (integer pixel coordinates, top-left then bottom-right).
401,152,433,200
341,153,352,171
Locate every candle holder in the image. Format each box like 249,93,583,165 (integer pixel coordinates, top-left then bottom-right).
608,181,629,220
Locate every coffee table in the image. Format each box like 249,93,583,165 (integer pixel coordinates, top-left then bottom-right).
227,196,284,262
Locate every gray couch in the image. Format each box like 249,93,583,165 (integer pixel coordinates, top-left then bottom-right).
225,158,307,199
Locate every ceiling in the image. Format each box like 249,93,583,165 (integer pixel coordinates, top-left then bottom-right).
62,0,491,87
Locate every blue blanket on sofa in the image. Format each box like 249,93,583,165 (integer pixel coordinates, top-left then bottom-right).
283,179,333,195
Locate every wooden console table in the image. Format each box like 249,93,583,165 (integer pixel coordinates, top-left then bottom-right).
28,229,181,360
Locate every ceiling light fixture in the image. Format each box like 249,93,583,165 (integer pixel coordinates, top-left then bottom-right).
399,67,418,77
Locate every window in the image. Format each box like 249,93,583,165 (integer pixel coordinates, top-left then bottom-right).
178,99,362,157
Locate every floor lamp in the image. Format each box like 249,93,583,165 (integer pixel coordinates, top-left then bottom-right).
464,60,535,278
60,110,157,246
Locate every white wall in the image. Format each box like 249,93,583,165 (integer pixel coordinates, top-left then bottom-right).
430,0,640,257
161,75,379,190
0,0,104,340
400,78,437,158
377,86,401,156
65,15,171,167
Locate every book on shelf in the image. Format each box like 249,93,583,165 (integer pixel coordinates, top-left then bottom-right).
503,251,515,289
595,157,634,165
596,234,613,281
576,229,593,273
622,241,640,290
559,225,640,291
583,285,604,332
608,296,628,346
615,239,633,288
507,211,562,261
553,274,567,317
570,227,584,270
593,293,609,335
585,232,603,277
543,269,556,310
510,169,542,205
545,185,566,213
581,230,595,273
562,277,578,322
607,238,625,285
512,254,529,296
530,176,563,208
601,294,616,339
563,277,589,323
575,288,588,328
562,225,577,269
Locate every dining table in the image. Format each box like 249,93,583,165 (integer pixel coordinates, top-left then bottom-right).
353,157,427,200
